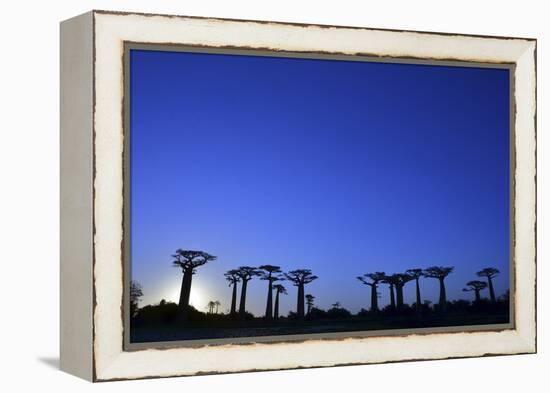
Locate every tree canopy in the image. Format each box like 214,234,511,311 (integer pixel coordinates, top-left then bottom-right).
423,266,454,279
477,267,500,279
273,284,287,294
284,269,318,285
224,269,241,285
235,266,261,281
357,272,386,286
172,249,217,272
406,268,424,279
258,265,284,282
463,280,487,292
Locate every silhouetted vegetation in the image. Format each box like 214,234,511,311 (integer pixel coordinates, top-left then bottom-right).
172,249,217,321
463,280,488,303
129,281,143,317
284,269,318,319
224,269,240,315
258,265,284,320
130,250,509,343
382,274,397,310
236,266,260,316
273,283,287,320
477,267,500,303
327,302,352,319
392,273,414,311
423,266,454,311
357,272,385,312
305,294,315,315
406,269,424,313
206,300,221,314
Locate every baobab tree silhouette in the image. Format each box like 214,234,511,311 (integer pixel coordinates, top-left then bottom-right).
406,269,424,312
236,266,260,316
258,265,283,320
207,300,216,314
172,249,217,321
224,269,241,315
463,280,487,303
272,284,287,320
423,266,454,311
305,294,315,315
476,267,500,303
382,274,397,310
129,281,143,317
357,272,385,312
391,273,414,310
284,269,318,319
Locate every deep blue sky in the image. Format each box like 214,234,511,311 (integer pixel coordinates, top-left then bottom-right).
130,49,510,316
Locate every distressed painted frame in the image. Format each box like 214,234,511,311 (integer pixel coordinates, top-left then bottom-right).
60,10,537,382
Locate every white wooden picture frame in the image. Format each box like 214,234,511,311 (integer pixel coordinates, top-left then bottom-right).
60,10,536,381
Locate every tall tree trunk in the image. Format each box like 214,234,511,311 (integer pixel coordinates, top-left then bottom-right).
371,284,378,312
274,290,280,320
265,280,273,319
487,277,496,303
297,283,305,318
438,278,447,311
183,272,193,305
389,284,396,309
474,289,481,303
415,278,422,312
178,270,193,320
178,272,187,308
239,280,248,315
230,283,237,315
396,284,404,310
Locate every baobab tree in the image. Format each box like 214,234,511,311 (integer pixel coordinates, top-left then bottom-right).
392,273,414,310
382,274,397,310
463,280,487,303
476,267,500,303
224,269,241,315
236,266,260,315
423,266,454,311
172,249,217,320
258,265,283,320
305,294,315,315
406,268,424,312
357,272,385,312
129,281,143,317
284,269,318,319
273,284,287,320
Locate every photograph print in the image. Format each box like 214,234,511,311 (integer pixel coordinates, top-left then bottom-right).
126,46,512,346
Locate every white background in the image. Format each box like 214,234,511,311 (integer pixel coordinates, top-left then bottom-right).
0,0,545,391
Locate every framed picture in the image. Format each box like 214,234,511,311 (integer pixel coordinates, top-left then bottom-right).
60,10,537,381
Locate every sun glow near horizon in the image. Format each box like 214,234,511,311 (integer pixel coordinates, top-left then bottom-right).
161,281,207,311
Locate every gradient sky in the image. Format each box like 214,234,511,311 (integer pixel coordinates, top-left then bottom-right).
130,49,510,316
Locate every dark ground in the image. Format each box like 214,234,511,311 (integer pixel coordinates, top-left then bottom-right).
130,310,509,343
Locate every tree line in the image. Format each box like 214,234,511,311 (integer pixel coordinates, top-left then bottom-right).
169,249,319,321
356,266,501,313
131,249,504,321
224,265,318,320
